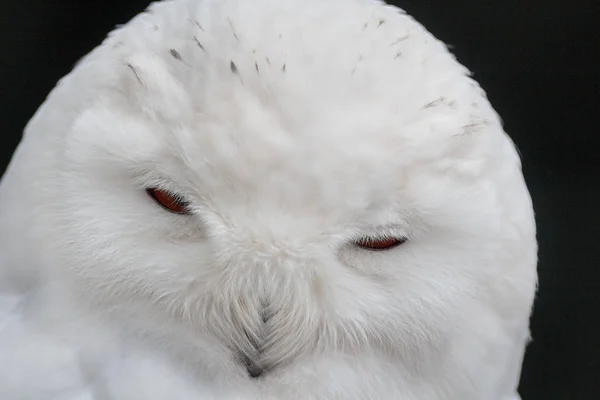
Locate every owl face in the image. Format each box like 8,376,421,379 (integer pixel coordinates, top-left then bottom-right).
11,0,536,377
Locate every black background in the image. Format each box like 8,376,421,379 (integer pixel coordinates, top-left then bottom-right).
1,1,599,398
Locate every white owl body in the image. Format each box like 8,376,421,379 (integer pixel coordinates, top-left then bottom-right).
0,0,537,399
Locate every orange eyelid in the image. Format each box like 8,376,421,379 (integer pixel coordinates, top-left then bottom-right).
355,236,406,250
147,188,189,214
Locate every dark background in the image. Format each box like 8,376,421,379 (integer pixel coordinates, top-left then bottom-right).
1,0,599,398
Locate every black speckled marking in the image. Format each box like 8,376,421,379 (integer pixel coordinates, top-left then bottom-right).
169,49,182,61
193,37,205,52
230,61,239,74
125,63,143,86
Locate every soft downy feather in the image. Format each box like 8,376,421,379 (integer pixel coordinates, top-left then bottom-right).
0,0,537,398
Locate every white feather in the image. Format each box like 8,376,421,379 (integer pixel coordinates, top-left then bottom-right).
0,0,537,398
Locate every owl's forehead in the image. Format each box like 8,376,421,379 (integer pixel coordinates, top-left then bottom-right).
67,0,505,222
100,0,481,122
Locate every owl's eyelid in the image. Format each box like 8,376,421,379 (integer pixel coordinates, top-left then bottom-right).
144,184,192,205
353,234,408,245
131,167,183,190
132,170,196,203
145,188,189,212
354,224,410,241
135,169,197,216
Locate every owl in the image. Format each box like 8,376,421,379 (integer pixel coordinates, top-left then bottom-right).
0,0,537,398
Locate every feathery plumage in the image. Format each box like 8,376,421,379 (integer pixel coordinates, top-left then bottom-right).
0,0,537,398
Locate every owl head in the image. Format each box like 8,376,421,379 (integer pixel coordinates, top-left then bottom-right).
0,0,536,385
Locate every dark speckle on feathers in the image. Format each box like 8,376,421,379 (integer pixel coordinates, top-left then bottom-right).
453,123,483,139
230,61,243,84
228,18,239,41
125,63,143,86
456,118,492,138
193,37,205,52
192,20,205,31
230,61,239,74
462,124,481,134
390,35,409,46
351,55,364,75
169,49,182,61
423,97,446,109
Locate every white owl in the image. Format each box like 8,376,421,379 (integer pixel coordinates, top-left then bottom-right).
0,0,537,399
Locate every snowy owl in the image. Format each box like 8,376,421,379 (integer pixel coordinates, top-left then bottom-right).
0,0,537,398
